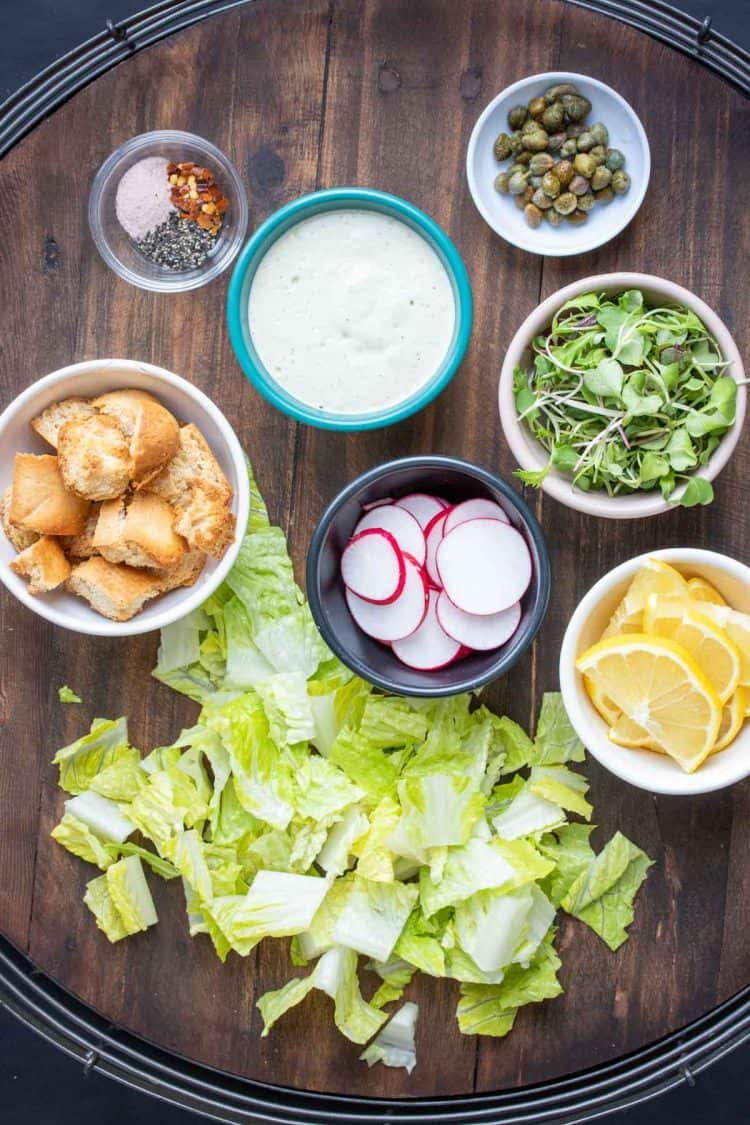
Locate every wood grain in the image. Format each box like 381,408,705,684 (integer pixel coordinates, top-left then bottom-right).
0,0,749,1100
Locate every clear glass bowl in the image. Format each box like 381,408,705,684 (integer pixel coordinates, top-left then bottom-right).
88,130,248,292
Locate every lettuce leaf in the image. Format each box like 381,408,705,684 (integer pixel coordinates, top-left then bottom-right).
360,1001,418,1073
331,875,418,962
64,791,135,844
53,717,131,795
456,932,562,1036
561,831,653,950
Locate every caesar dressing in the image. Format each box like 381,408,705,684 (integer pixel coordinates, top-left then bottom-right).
247,209,456,414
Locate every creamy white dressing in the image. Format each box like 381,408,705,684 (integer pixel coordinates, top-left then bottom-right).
247,210,455,414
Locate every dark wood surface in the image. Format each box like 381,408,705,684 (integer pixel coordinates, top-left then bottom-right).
1,0,749,1099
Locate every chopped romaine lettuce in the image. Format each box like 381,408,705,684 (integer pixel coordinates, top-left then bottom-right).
360,1001,418,1073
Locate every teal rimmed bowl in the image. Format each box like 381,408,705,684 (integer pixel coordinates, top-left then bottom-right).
226,187,473,431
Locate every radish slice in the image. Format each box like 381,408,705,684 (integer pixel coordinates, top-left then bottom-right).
436,519,532,615
345,557,429,642
437,592,522,651
355,505,426,567
444,498,509,534
395,493,449,528
341,529,406,605
362,496,394,512
424,510,450,588
392,589,462,670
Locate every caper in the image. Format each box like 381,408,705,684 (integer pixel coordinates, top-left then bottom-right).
548,131,566,152
591,165,612,191
513,185,534,210
605,148,625,172
515,150,532,165
560,139,578,158
493,132,513,161
544,82,578,103
541,171,561,198
529,174,543,188
577,191,595,212
524,203,543,228
528,96,547,120
566,123,586,139
553,191,577,215
542,102,565,131
575,130,595,152
566,209,589,225
509,162,525,175
589,145,606,165
544,207,564,225
561,93,592,122
508,170,529,195
531,187,553,210
507,104,528,130
494,171,511,194
590,122,609,146
509,131,523,154
555,159,575,187
611,169,631,194
574,153,597,179
528,152,555,175
522,129,549,152
569,174,590,196
595,186,615,204
522,118,542,135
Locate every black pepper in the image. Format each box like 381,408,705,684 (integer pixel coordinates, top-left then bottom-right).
135,211,217,271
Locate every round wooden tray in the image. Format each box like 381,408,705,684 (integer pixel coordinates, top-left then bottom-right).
1,0,749,1108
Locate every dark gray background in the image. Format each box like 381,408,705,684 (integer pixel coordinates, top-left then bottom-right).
1,1,749,1122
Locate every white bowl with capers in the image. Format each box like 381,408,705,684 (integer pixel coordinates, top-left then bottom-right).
466,72,650,257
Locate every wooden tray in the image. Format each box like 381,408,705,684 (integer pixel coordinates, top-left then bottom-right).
1,0,749,1102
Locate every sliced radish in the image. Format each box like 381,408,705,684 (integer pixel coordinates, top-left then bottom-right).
392,590,462,670
395,493,449,529
345,557,428,642
436,519,532,616
444,498,509,534
362,496,394,511
341,529,406,605
354,505,426,567
437,592,522,651
424,510,450,588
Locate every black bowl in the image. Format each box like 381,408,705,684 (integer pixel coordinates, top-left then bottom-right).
307,456,551,697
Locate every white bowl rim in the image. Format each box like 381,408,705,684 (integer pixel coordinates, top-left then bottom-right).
0,358,250,637
466,71,651,257
560,547,750,795
498,272,747,518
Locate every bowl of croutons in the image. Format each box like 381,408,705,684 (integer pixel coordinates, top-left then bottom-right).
0,359,249,635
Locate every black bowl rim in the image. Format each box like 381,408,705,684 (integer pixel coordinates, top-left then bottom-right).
306,455,552,697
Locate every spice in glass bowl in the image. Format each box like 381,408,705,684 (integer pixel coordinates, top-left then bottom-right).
114,156,230,271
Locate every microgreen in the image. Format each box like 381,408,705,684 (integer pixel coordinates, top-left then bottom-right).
512,290,734,506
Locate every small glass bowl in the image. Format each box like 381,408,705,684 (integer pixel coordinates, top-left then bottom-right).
88,130,248,292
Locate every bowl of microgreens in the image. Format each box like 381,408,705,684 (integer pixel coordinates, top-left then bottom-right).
499,273,745,518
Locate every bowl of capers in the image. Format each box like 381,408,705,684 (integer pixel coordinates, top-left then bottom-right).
466,72,650,256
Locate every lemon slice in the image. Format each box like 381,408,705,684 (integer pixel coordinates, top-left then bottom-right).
583,674,621,725
675,602,750,689
609,713,664,753
576,633,722,773
712,686,747,754
687,576,727,606
602,558,689,638
642,596,741,704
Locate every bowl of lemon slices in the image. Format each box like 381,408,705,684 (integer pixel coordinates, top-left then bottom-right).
560,548,750,795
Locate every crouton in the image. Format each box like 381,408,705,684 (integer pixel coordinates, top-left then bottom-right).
149,423,232,508
66,557,167,621
10,536,71,595
30,397,96,449
173,479,236,560
60,503,101,559
93,492,187,570
155,549,206,591
57,415,132,500
93,389,179,488
0,486,40,552
9,454,90,536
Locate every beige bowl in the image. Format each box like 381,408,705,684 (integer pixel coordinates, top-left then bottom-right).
498,273,746,518
0,359,249,637
560,548,750,796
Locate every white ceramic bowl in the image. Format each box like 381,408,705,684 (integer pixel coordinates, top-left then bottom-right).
560,548,750,796
466,72,650,256
0,359,249,637
499,273,746,519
